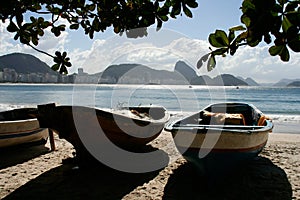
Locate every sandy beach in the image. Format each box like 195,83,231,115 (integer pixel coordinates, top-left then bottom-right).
0,131,299,200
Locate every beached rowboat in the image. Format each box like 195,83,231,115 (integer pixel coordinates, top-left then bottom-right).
37,104,169,161
0,108,48,148
165,102,273,174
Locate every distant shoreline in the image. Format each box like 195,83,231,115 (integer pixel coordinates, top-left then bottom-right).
1,82,300,88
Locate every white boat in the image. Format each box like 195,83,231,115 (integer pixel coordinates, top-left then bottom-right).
165,102,273,174
0,108,48,148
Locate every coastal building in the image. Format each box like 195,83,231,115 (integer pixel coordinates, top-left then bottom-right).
0,71,3,82
72,68,99,84
2,68,18,82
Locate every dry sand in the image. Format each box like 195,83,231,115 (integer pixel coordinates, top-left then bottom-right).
0,131,299,200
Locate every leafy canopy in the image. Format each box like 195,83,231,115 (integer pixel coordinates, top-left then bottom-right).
198,0,300,71
1,0,197,74
1,0,300,73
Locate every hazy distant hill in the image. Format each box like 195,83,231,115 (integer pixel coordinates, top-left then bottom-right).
287,81,300,87
212,74,248,86
0,53,57,75
237,76,260,86
274,78,300,87
190,74,248,86
190,75,214,85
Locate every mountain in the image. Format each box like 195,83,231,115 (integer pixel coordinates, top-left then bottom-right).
190,75,214,85
0,53,256,86
273,78,300,87
287,81,300,87
99,62,249,86
0,53,57,75
212,74,248,86
174,60,197,82
237,76,260,86
99,63,188,84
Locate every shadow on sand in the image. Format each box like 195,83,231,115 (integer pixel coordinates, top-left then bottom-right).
163,156,292,200
0,143,49,169
3,146,169,200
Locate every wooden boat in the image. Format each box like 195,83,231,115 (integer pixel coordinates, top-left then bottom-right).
0,108,49,148
165,102,273,174
37,103,169,161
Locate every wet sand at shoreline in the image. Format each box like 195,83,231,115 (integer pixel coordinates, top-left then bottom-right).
0,132,299,200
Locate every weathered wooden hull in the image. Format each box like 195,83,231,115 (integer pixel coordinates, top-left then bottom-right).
37,104,169,151
165,102,273,174
0,108,48,148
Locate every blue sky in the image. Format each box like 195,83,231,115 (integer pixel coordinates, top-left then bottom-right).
1,0,300,83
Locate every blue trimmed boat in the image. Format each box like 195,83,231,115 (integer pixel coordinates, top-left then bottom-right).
165,102,273,175
0,108,48,148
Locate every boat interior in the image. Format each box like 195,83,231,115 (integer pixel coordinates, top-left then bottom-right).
175,103,268,128
0,108,38,121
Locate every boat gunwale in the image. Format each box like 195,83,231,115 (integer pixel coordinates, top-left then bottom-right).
166,120,273,134
58,105,170,124
0,118,38,124
165,102,273,134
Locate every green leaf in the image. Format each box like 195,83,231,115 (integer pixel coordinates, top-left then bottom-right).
70,23,79,30
89,29,94,39
30,16,36,22
32,37,38,46
92,17,100,31
229,25,246,32
55,51,61,58
282,16,292,33
62,51,67,58
186,1,198,8
208,30,229,48
7,21,18,32
207,55,216,72
215,30,229,45
59,65,68,74
51,63,60,71
197,53,210,69
269,45,283,56
234,32,248,43
156,18,162,31
66,62,72,67
264,33,272,44
279,45,290,61
212,48,228,56
51,27,61,36
171,3,181,18
183,6,193,18
288,36,300,52
241,15,251,27
16,14,23,26
242,0,256,10
229,45,238,56
228,31,235,44
159,15,168,21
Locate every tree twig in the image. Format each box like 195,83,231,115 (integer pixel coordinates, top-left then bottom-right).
28,43,55,58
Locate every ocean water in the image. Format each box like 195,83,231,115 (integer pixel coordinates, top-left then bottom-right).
0,84,299,134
